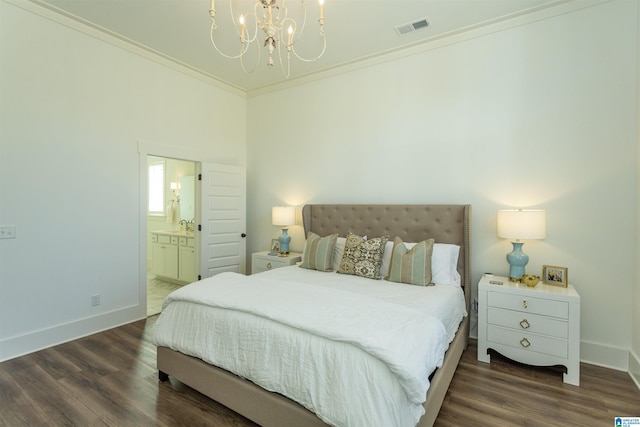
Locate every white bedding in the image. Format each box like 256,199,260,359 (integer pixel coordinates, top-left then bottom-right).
153,266,467,427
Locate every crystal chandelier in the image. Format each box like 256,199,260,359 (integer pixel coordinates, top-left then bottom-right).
208,0,326,78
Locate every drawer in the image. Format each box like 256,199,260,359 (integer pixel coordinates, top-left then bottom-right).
151,234,158,243
179,237,195,247
488,307,568,339
487,326,568,358
488,291,568,319
253,256,288,272
157,234,172,244
171,236,179,245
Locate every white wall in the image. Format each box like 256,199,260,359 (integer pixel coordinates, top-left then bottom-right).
247,0,638,370
0,1,246,361
632,0,640,387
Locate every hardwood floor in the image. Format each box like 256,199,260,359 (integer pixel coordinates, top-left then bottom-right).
0,316,637,426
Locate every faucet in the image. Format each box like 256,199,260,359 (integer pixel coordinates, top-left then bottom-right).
179,220,187,232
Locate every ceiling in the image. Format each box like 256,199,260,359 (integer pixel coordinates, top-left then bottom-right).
34,0,570,93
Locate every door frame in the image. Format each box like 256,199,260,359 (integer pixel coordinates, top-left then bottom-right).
138,140,204,315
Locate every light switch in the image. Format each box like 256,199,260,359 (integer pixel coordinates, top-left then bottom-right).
0,225,16,239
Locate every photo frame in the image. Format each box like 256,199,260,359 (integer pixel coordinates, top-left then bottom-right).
270,239,281,254
542,265,568,287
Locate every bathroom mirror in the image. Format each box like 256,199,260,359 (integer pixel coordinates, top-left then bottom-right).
179,175,195,221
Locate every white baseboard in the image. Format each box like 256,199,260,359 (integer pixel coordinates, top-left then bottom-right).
629,349,640,389
0,305,146,363
581,340,629,371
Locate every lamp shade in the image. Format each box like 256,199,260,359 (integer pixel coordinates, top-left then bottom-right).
272,206,296,226
497,209,546,240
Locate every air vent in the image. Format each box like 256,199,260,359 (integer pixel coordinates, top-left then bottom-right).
395,18,430,36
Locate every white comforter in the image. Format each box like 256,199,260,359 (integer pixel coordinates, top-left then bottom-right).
153,266,467,427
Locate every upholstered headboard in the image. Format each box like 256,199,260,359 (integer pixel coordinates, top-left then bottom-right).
301,204,472,309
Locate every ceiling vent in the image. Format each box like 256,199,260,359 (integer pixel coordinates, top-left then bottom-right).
395,18,430,36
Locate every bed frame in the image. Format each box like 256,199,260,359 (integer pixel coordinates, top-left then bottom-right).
158,204,471,427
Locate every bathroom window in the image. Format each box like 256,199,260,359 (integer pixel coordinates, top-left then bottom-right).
148,160,165,215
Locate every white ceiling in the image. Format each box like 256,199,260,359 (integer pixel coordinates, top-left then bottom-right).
35,0,570,93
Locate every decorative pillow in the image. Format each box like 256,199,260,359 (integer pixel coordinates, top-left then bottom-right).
386,237,435,286
380,240,461,285
337,232,389,279
300,232,338,271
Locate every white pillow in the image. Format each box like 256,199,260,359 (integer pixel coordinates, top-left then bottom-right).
431,243,461,285
380,241,460,285
379,240,395,277
332,237,346,271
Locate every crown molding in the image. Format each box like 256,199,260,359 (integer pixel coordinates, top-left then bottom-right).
246,0,610,97
5,0,247,98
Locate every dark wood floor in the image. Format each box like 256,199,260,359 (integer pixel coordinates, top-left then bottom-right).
0,316,637,426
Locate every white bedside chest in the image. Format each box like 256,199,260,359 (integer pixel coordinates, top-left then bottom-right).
477,275,581,385
251,251,302,275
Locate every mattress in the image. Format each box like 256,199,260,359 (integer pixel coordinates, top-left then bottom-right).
153,266,467,427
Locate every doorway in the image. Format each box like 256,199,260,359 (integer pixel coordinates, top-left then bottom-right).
145,155,197,316
138,140,248,319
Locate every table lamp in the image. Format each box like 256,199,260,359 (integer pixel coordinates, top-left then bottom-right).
272,206,296,256
497,209,546,282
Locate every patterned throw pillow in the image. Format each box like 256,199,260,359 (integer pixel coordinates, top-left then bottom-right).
386,236,435,286
337,232,389,279
300,232,339,271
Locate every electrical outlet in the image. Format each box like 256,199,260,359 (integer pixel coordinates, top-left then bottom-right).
91,294,101,306
0,225,16,239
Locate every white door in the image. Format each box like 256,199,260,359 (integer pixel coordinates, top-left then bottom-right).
199,163,247,277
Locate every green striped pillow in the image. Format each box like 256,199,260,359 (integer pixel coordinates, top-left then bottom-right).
300,232,339,271
386,236,435,286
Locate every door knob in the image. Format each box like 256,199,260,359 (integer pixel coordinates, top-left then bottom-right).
241,233,247,238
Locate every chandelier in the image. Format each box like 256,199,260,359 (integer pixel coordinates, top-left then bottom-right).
208,0,326,78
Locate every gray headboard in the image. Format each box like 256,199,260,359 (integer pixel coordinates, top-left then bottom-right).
301,204,472,309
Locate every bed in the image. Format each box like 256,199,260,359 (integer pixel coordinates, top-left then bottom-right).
155,204,471,427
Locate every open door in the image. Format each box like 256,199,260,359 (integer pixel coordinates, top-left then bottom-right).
198,163,247,277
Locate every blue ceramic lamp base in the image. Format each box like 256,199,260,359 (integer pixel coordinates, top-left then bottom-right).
278,228,291,256
506,241,529,282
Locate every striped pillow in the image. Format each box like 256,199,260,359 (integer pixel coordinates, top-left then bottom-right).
300,232,339,271
386,236,435,286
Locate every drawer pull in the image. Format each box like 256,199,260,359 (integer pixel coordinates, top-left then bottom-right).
267,262,272,270
519,319,530,329
520,337,531,348
523,300,528,309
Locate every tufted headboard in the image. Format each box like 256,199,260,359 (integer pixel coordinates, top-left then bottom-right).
301,204,472,309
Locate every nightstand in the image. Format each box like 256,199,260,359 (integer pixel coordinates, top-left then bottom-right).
477,275,581,385
251,251,302,274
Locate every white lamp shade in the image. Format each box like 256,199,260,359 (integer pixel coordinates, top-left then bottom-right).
497,209,546,240
272,206,296,226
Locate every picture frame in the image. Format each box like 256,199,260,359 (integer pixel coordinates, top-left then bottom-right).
270,239,281,254
542,265,568,287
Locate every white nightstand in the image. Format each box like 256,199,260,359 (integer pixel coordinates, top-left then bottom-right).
251,251,302,274
477,275,581,385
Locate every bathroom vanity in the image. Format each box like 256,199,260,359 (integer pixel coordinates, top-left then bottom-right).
151,231,197,283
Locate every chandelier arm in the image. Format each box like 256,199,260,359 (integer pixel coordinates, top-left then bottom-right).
210,21,250,60
295,1,308,40
228,0,240,33
291,34,326,62
240,45,261,74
